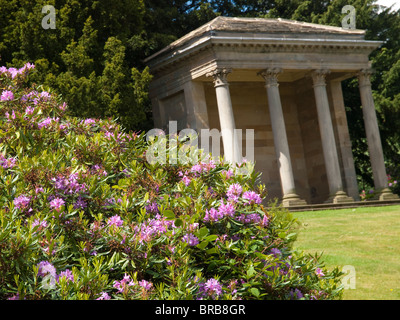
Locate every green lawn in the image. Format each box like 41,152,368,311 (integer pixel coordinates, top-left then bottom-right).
292,205,400,300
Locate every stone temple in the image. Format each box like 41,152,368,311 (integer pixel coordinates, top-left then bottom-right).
144,16,399,206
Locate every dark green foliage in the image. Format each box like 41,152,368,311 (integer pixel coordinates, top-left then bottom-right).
0,0,152,132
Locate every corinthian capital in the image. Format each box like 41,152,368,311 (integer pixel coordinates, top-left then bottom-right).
258,68,282,88
311,69,331,87
206,68,232,87
357,68,374,87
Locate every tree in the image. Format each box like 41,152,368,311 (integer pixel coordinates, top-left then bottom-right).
0,0,151,132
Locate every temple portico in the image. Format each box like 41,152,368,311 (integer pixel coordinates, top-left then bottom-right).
145,16,399,206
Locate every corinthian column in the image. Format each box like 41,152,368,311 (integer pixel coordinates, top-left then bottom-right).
259,68,306,206
358,69,399,200
312,69,353,203
206,68,241,164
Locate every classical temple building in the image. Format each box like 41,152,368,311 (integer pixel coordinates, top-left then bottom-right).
145,16,399,206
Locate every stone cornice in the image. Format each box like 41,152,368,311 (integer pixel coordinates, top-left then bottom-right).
146,34,383,75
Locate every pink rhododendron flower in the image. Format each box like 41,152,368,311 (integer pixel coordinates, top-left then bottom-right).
49,197,65,211
204,208,222,222
13,195,31,209
316,268,325,277
242,191,262,205
25,106,34,115
37,261,56,277
182,233,199,246
1,90,14,101
218,202,235,218
0,154,17,169
57,269,74,283
226,183,243,202
113,273,135,293
181,175,191,186
32,219,48,231
96,292,111,300
38,117,59,129
204,278,222,296
138,280,153,291
107,215,124,227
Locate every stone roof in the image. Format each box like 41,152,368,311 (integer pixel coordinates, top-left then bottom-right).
145,16,367,63
184,16,363,37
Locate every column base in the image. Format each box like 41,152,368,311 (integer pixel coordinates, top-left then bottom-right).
282,193,307,207
325,191,354,204
375,188,400,201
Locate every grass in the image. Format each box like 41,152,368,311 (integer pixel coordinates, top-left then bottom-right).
292,205,400,300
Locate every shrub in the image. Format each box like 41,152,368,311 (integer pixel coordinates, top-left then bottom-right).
359,174,399,200
0,64,344,300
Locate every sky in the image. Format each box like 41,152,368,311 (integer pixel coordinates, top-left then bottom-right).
375,0,400,11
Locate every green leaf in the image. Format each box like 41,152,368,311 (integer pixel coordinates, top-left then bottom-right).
205,235,218,242
163,210,175,220
250,287,260,297
206,247,218,254
174,218,183,227
247,265,255,278
197,240,209,250
278,232,287,239
197,226,209,240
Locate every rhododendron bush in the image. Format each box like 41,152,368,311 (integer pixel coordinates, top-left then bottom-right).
0,64,343,300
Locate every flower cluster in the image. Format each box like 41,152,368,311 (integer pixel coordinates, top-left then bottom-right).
204,202,235,223
113,274,153,298
242,191,262,205
0,153,17,169
388,174,398,189
1,90,14,101
182,233,199,246
226,183,243,202
360,174,399,200
0,62,35,79
197,278,223,299
107,215,124,228
179,158,217,186
49,197,65,212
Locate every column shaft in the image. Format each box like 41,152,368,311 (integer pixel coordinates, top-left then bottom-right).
312,70,353,203
259,68,306,206
329,80,360,201
206,68,241,164
358,69,399,200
